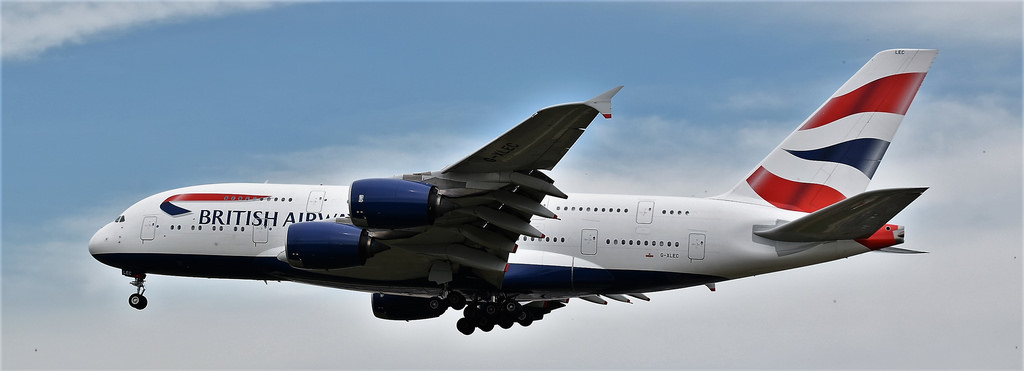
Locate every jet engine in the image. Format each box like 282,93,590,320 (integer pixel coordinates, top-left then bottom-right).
371,293,447,321
284,222,387,269
349,178,442,229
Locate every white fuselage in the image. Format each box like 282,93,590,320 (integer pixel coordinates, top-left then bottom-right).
88,182,875,300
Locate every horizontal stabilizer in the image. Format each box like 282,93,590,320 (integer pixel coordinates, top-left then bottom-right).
754,187,927,242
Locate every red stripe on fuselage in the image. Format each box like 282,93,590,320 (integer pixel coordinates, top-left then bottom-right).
746,167,846,213
163,193,270,203
799,72,927,131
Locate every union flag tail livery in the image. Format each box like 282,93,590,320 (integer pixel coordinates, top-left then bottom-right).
719,49,938,213
90,49,936,335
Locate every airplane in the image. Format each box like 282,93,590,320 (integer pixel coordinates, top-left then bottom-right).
89,49,937,335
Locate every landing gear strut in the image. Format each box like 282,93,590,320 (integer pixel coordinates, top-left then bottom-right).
124,270,148,310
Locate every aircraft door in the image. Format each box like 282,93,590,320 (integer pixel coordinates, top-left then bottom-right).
581,229,598,255
688,233,706,260
307,190,326,213
636,201,654,224
252,225,269,244
140,216,157,241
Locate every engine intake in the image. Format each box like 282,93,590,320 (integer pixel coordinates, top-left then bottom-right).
349,179,441,229
285,222,387,270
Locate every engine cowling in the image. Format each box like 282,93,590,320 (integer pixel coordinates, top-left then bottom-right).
349,178,440,229
284,222,386,270
371,293,447,321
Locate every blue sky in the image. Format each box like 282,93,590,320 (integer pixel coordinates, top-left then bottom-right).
3,2,1021,369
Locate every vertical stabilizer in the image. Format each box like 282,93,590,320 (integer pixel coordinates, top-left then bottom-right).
716,49,937,212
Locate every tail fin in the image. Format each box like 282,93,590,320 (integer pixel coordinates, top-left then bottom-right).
717,49,937,212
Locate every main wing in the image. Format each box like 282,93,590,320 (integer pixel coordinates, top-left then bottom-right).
372,87,622,288
443,86,622,174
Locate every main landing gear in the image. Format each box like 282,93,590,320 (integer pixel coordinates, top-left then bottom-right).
455,297,539,336
124,270,148,310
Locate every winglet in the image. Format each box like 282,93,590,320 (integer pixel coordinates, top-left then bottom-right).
587,86,623,119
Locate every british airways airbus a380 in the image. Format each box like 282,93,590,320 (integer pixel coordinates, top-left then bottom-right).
90,49,937,335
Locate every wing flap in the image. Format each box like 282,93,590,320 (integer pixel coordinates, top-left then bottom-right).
754,187,927,242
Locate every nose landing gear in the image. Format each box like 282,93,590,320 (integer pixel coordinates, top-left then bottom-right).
124,270,148,310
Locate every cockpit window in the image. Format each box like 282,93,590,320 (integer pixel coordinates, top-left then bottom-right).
114,215,125,223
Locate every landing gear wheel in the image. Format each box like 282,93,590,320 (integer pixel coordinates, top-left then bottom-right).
124,271,148,310
483,303,499,316
516,311,534,327
475,313,494,329
497,316,514,329
447,291,466,310
128,293,148,310
463,305,478,321
479,321,494,332
502,300,522,315
428,297,443,311
456,317,476,335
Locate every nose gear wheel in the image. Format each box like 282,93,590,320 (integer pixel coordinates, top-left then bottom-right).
124,270,148,310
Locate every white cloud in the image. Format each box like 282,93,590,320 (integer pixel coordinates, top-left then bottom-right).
872,94,1022,229
1,1,275,60
760,2,1022,46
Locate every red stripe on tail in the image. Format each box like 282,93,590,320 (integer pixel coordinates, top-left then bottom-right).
747,167,846,213
800,72,927,130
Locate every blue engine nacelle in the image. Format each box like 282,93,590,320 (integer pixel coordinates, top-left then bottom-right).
285,222,387,270
349,178,440,229
371,293,447,321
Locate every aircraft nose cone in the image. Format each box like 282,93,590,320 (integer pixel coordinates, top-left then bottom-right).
88,223,118,261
